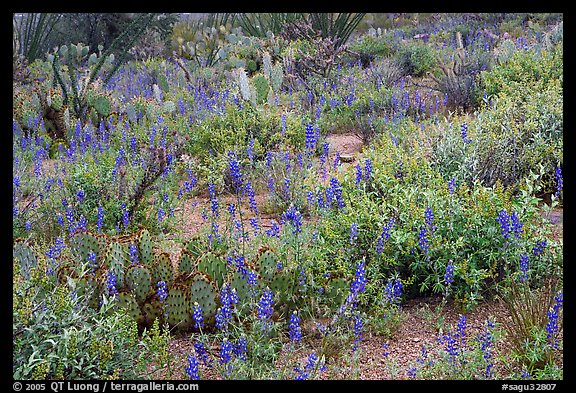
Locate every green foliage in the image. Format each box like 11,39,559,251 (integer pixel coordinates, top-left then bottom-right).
348,32,394,67
396,41,437,77
13,282,146,379
499,278,563,374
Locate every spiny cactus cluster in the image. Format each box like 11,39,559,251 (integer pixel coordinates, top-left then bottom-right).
233,50,284,106
13,229,307,332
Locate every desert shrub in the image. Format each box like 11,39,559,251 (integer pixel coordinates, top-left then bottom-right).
13,260,146,379
430,51,562,194
396,41,437,77
348,33,394,67
482,43,562,98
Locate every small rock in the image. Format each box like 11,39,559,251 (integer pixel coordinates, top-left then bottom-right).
412,338,420,343
339,154,355,163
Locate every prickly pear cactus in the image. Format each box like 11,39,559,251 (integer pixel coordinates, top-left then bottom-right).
103,241,128,288
269,271,294,304
184,237,204,260
136,228,153,268
125,265,152,304
165,284,193,329
92,94,113,117
196,252,227,289
229,270,252,309
117,290,145,325
13,240,38,280
189,273,218,319
57,263,78,285
255,249,279,282
70,232,104,267
142,294,163,327
152,252,173,286
252,73,270,105
177,250,197,275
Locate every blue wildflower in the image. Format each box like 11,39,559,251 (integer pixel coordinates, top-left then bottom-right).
281,205,303,234
355,165,363,186
185,355,200,380
448,177,457,194
555,166,563,197
96,206,104,232
519,254,529,282
289,311,302,343
461,122,472,143
193,303,204,329
444,259,455,295
257,288,274,327
364,159,372,181
350,222,359,245
157,281,168,303
129,243,139,266
546,292,563,349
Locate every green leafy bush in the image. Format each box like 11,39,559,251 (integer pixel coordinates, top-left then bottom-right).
396,41,437,77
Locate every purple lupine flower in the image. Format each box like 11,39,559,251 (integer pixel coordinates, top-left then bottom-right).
233,337,248,361
418,226,429,254
444,259,455,295
532,240,547,256
355,165,363,186
257,288,274,327
129,243,139,266
519,254,529,282
215,283,238,331
219,338,233,368
546,292,563,349
76,190,85,203
329,177,345,209
555,166,563,197
193,303,204,329
460,122,472,143
350,222,359,245
246,138,255,162
424,207,435,233
376,218,395,255
207,183,219,218
245,180,258,214
96,206,104,232
185,355,200,380
305,123,316,152
281,205,302,234
265,220,281,238
448,177,457,194
246,270,258,297
289,311,302,343
107,272,118,298
157,281,168,303
497,209,510,240
121,203,129,231
228,150,243,191
383,277,403,304
351,311,364,351
350,260,367,295
194,341,211,366
364,159,372,181
510,211,523,239
477,318,496,379
294,352,325,380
